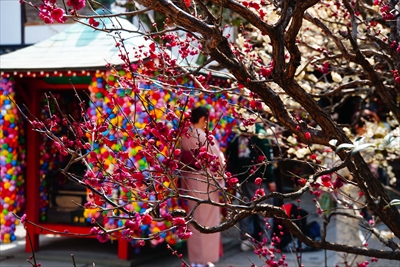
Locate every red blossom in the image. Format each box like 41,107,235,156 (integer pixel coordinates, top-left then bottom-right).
333,177,344,189
67,0,85,10
297,178,306,186
304,132,311,139
227,177,239,187
379,5,390,12
51,8,67,23
97,231,110,243
310,182,321,188
141,214,153,225
255,188,265,196
176,228,192,240
259,67,272,77
173,217,186,226
313,190,321,197
149,42,156,52
88,17,100,27
254,177,263,186
39,11,52,24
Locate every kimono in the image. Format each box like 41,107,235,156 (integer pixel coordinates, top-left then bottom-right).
180,127,225,265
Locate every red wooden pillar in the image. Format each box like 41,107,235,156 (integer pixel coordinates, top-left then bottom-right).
118,239,131,260
25,87,40,252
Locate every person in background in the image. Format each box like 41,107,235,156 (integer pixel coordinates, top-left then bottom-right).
225,115,276,252
351,109,382,136
180,106,226,267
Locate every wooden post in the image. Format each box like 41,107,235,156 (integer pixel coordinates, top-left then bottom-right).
118,239,131,260
25,86,40,252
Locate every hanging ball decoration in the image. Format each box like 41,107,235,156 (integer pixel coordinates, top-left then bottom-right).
83,67,238,246
0,76,26,243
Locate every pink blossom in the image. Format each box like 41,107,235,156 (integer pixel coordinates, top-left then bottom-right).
39,11,53,24
176,228,192,240
67,0,85,10
51,8,67,23
97,231,110,243
173,217,186,226
90,226,99,235
20,214,27,224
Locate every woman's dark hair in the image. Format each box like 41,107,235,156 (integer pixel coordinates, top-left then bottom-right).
190,106,209,123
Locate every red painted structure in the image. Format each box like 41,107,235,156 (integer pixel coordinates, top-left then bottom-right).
14,74,132,259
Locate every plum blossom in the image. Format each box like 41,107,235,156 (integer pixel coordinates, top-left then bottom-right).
39,10,52,24
67,0,86,10
20,214,27,224
51,8,67,23
254,177,263,186
37,0,67,24
97,231,110,243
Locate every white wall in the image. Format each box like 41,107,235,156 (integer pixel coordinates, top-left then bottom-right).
0,1,72,46
0,0,22,45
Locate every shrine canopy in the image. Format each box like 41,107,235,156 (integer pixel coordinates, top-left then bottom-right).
0,16,151,72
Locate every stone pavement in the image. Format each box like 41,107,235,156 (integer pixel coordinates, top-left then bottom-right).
1,193,399,267
0,225,337,267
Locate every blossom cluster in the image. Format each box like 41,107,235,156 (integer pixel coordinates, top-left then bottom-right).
29,0,86,24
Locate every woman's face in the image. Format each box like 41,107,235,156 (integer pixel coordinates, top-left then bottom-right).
198,115,208,129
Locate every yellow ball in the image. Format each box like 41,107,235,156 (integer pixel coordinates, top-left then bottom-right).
3,182,10,190
4,233,10,242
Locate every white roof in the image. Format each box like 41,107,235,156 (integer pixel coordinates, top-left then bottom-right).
0,17,151,71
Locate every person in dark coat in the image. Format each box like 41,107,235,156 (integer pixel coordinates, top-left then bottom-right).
226,122,276,251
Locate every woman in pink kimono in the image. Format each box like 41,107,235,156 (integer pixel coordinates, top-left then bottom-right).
180,107,226,267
